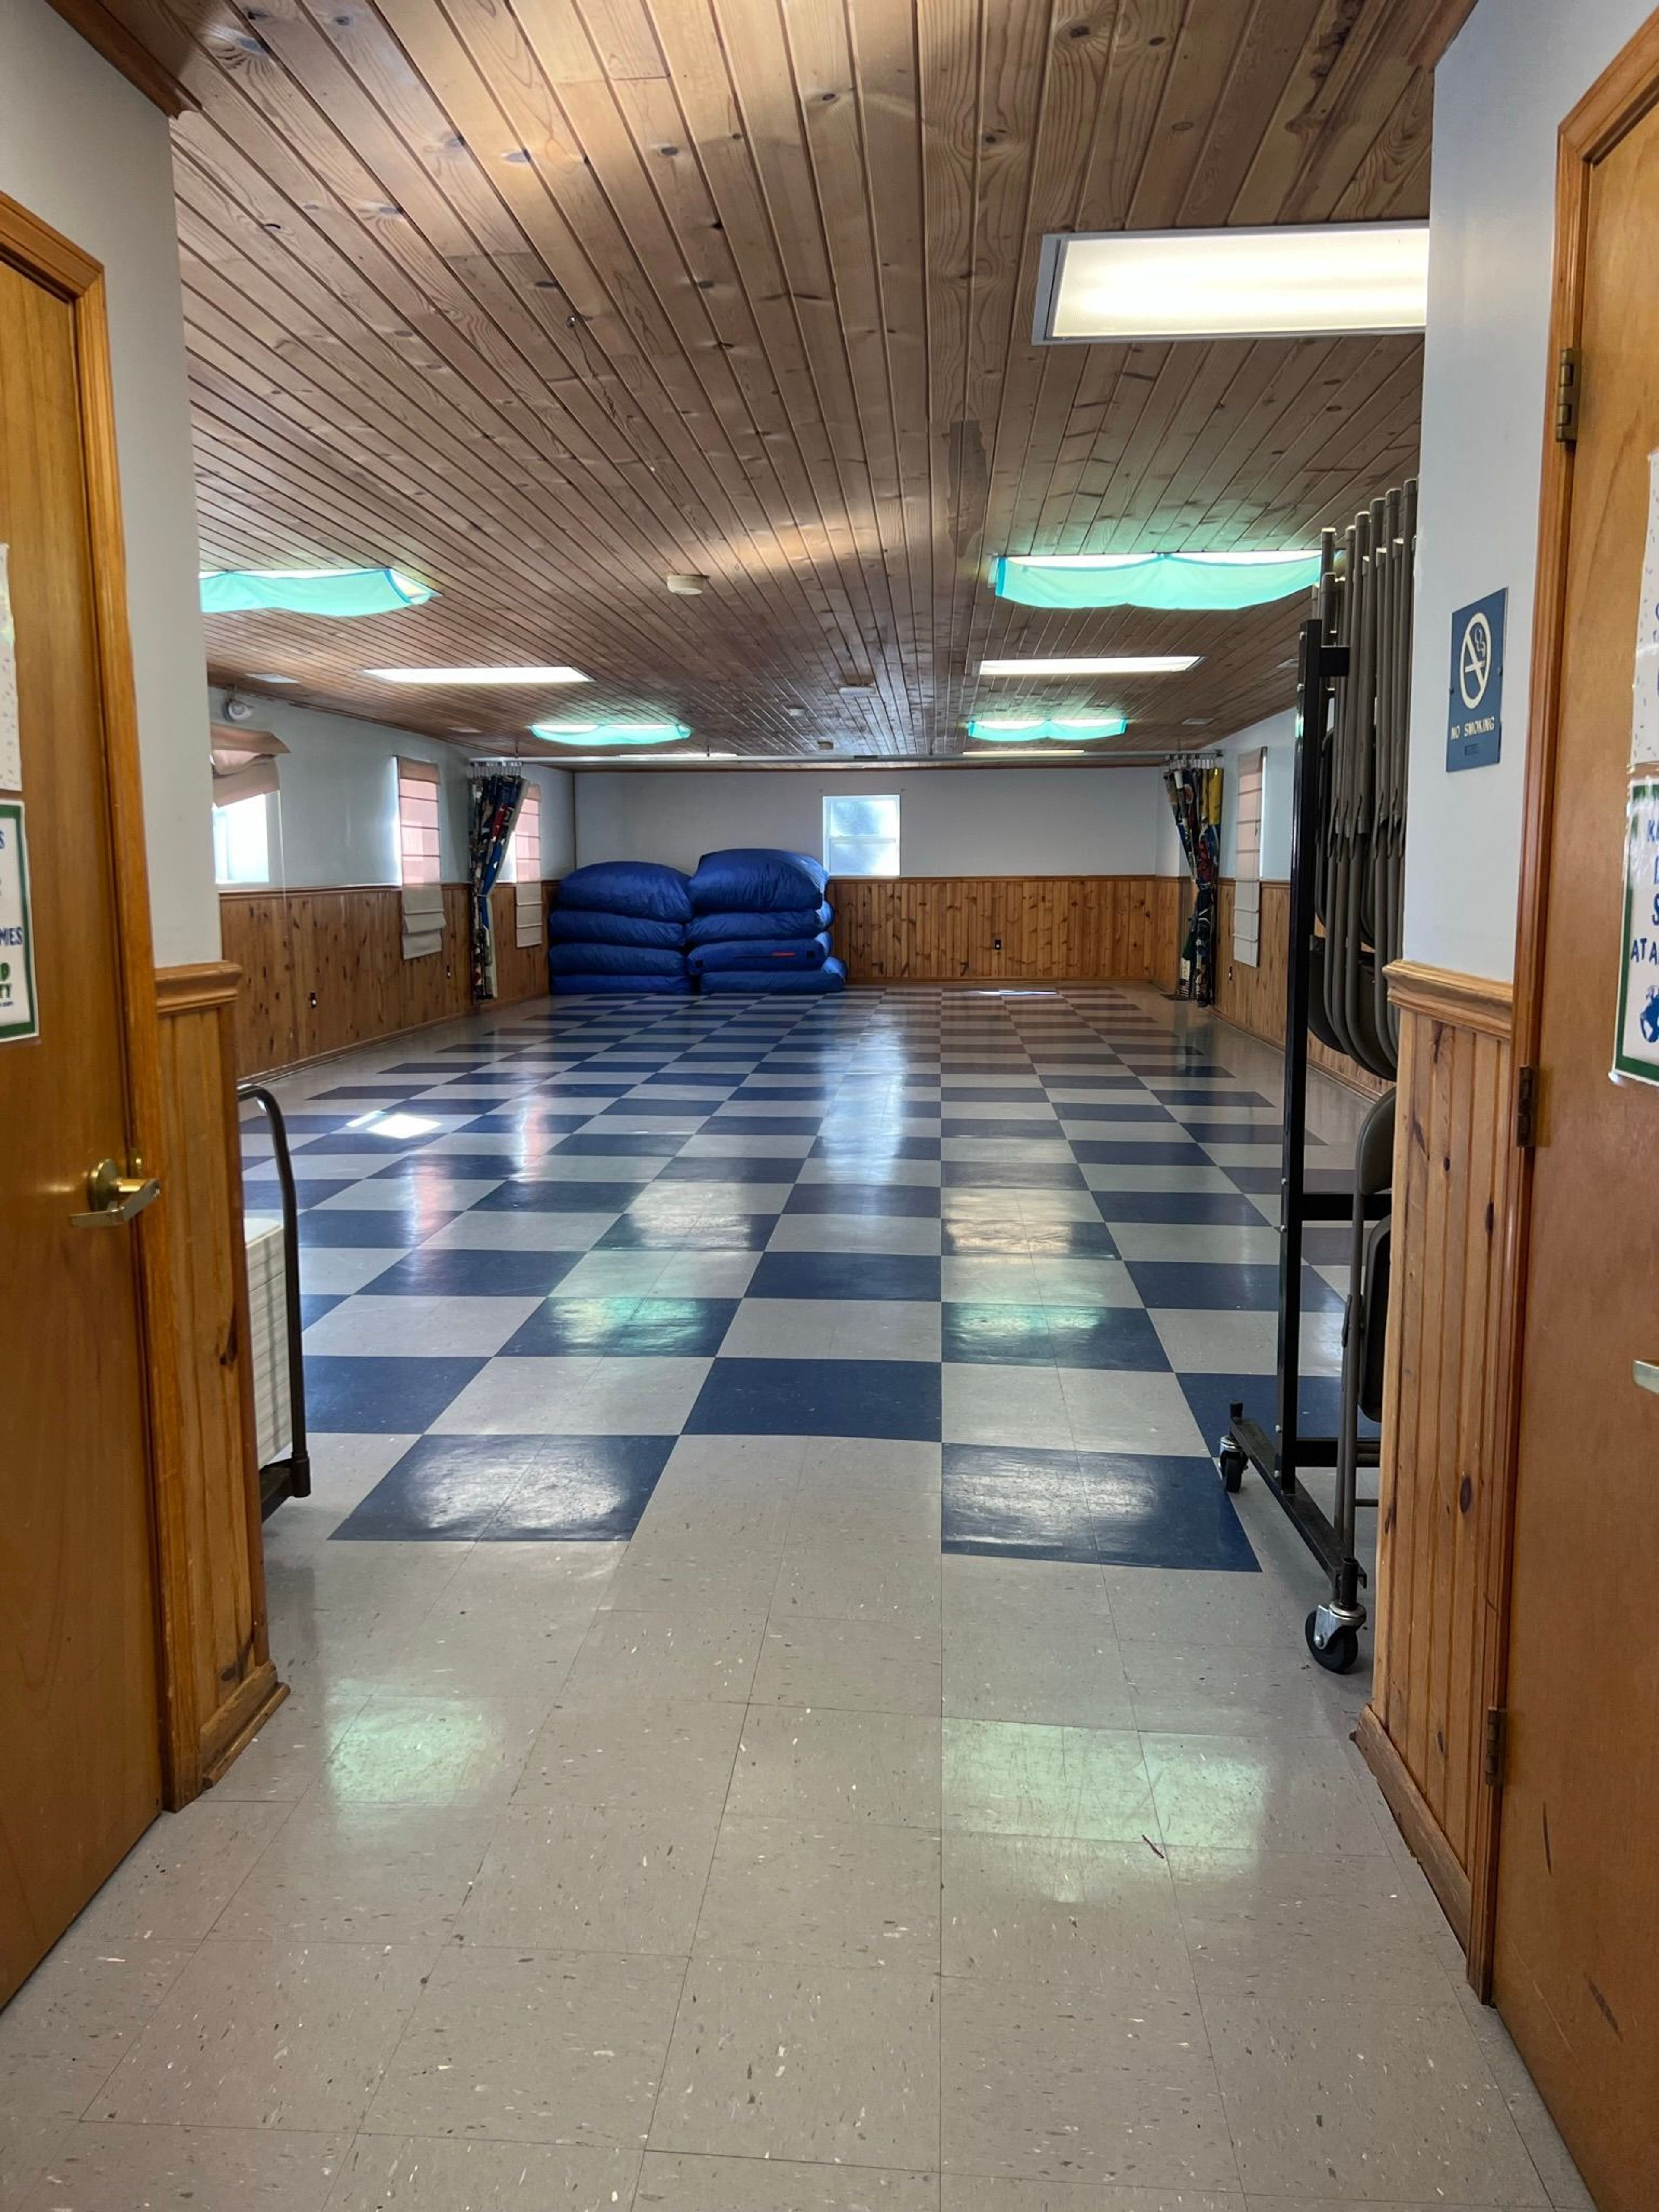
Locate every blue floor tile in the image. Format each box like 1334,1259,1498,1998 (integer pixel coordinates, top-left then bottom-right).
304,1354,486,1433
942,1442,1258,1569
296,1208,449,1249
299,1293,346,1326
784,1182,941,1218
471,1179,644,1213
364,1247,584,1297
748,1251,941,1301
812,1134,941,1160
943,1303,1169,1370
596,1211,776,1250
686,1357,941,1440
553,1131,689,1156
941,1118,1065,1141
1068,1140,1211,1167
1126,1261,1342,1312
1056,1102,1175,1123
463,1112,595,1135
941,1160,1087,1190
657,1155,805,1185
332,1434,544,1538
483,1435,677,1539
243,1177,359,1211
1178,1369,1380,1460
500,1296,738,1357
1089,1192,1270,1226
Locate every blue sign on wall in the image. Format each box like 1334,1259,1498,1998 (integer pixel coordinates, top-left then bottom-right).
1446,588,1507,772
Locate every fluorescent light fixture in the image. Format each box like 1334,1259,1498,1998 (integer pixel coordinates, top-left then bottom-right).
968,715,1128,743
1033,222,1429,343
992,549,1321,611
979,655,1198,677
202,568,434,617
370,664,589,684
247,673,298,683
528,721,691,746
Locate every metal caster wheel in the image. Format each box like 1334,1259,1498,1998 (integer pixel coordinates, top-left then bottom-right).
1306,1610,1360,1673
1218,1441,1246,1494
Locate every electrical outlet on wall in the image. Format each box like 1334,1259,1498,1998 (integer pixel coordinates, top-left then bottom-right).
992,936,1002,950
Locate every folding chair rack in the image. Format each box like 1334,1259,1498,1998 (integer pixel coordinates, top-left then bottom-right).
1218,616,1385,1673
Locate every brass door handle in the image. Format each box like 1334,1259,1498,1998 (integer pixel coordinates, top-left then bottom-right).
71,1157,162,1227
1636,1361,1659,1396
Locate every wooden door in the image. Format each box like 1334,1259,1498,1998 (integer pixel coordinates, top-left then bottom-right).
0,241,163,2002
1493,82,1659,2212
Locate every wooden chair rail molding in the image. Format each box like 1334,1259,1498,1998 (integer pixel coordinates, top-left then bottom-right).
153,961,285,1792
1364,954,1516,1954
828,874,1183,989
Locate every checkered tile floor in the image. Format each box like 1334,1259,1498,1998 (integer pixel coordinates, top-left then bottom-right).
6,985,1584,2212
245,984,1357,1571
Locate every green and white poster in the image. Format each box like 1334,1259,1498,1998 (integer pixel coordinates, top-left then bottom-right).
0,798,37,1043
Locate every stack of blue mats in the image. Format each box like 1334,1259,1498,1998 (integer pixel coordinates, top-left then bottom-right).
547,861,693,994
686,848,846,994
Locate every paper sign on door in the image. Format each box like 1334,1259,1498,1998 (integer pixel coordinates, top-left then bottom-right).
0,798,38,1043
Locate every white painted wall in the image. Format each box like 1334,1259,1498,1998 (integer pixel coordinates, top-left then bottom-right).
1214,709,1297,880
210,689,575,887
0,0,217,966
1403,0,1654,981
574,766,1177,877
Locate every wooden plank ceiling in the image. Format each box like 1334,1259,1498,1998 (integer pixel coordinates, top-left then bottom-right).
91,0,1474,758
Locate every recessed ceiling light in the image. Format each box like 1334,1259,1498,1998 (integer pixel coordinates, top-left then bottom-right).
247,673,298,683
665,572,708,595
1181,716,1215,727
979,655,1198,676
1033,222,1429,343
839,676,875,694
367,665,590,683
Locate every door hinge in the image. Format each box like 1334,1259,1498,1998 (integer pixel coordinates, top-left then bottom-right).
1515,1064,1541,1149
1555,347,1582,443
1484,1706,1508,1789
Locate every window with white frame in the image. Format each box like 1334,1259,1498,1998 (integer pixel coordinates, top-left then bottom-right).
823,791,900,878
212,793,271,886
505,781,541,884
510,783,545,945
1233,748,1263,966
396,756,442,886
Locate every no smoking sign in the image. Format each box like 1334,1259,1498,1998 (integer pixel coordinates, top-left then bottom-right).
1446,588,1507,772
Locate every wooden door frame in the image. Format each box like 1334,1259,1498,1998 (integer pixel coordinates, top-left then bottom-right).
0,189,203,1807
1476,14,1659,1998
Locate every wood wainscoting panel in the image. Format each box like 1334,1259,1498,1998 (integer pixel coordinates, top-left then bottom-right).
1216,879,1392,1096
220,883,549,1077
829,877,1182,987
1364,958,1515,1947
153,963,284,1786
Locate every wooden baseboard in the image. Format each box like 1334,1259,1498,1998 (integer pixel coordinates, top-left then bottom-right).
200,1665,288,1786
1356,1704,1472,1951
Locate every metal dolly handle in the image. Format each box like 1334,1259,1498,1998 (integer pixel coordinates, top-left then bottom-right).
238,1081,311,1515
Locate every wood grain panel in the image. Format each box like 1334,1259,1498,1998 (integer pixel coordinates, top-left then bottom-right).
85,0,1474,757
829,876,1182,988
1362,960,1515,1945
220,882,549,1076
154,963,284,1786
1215,878,1392,1096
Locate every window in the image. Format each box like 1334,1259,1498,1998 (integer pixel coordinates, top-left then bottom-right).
396,756,442,885
1233,748,1263,967
823,792,900,879
212,794,271,886
506,782,541,885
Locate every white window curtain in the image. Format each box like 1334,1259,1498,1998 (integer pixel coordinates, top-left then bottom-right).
210,721,287,806
1233,747,1264,968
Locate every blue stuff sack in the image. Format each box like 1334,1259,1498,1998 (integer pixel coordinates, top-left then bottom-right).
688,848,830,913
